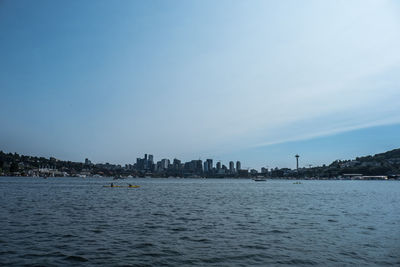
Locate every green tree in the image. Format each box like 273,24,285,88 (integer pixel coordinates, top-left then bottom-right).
10,162,19,173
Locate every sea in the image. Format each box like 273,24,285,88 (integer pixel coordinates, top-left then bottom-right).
0,177,399,266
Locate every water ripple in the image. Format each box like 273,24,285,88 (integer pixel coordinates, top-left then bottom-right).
0,178,399,266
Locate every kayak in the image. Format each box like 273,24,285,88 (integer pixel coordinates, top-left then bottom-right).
103,185,140,188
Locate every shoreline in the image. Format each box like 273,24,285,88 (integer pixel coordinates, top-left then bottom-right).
0,176,398,181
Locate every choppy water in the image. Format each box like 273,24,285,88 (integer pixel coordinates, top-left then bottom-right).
0,177,399,266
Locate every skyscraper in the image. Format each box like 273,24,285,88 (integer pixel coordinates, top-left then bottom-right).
236,161,241,171
172,158,181,170
206,159,213,173
203,161,209,173
161,158,170,169
216,162,221,170
229,161,235,174
195,160,203,173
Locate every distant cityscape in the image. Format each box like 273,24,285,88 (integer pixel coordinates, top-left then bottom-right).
125,154,250,178
0,152,253,178
1,149,400,180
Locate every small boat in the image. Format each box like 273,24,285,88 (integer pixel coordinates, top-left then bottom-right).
253,178,266,182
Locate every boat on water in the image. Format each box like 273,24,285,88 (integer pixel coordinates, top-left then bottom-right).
253,177,267,182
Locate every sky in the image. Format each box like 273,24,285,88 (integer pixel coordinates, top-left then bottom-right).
1,0,400,169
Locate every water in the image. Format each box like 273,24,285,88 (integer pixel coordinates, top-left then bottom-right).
0,177,399,266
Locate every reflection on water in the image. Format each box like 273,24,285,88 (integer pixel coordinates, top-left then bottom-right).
0,178,399,266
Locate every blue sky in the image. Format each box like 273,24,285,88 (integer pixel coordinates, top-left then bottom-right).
1,0,400,169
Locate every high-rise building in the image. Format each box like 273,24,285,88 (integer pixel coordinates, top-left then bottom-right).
218,164,226,174
236,161,241,171
161,159,170,169
136,157,144,170
155,161,162,172
172,158,181,170
203,161,209,173
206,159,213,173
229,161,235,173
183,160,202,174
216,162,221,170
136,154,154,171
143,154,148,170
195,160,203,173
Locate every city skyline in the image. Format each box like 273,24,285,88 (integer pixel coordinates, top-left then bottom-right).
2,147,400,179
1,1,400,169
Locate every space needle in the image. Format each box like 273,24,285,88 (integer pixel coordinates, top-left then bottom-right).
295,154,300,172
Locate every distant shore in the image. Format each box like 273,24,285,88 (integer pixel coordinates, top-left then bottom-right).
1,148,400,180
1,175,398,181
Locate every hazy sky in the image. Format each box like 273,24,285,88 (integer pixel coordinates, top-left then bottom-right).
1,0,400,169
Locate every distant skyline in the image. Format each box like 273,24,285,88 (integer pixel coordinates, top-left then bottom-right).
1,0,400,169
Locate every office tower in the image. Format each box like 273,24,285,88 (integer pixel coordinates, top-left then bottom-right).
195,160,203,173
216,162,221,170
206,159,213,172
204,161,209,173
229,161,235,173
161,159,170,169
236,161,241,171
173,158,181,170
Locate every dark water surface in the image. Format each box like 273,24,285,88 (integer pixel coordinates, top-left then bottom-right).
0,177,399,266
